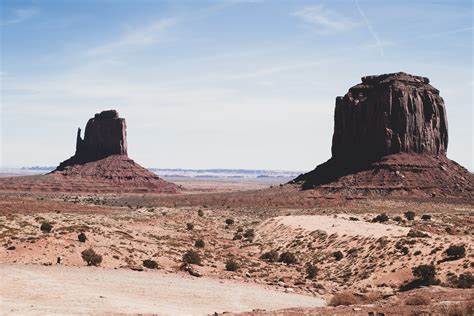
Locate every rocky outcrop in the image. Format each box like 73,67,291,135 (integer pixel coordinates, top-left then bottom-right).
332,72,448,163
56,110,127,170
292,72,472,197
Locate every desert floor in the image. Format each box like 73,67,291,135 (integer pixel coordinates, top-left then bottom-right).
0,178,473,315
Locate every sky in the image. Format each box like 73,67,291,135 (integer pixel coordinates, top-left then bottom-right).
0,0,472,171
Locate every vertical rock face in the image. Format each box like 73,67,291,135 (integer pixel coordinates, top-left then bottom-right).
292,72,472,196
56,110,128,170
331,72,448,163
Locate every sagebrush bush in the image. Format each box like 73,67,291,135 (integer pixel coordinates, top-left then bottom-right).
40,222,53,233
404,211,416,220
306,263,318,279
78,232,87,242
446,245,466,260
279,251,297,265
260,250,279,262
143,259,159,269
225,258,239,271
329,292,358,306
405,294,430,306
182,250,201,265
81,248,102,266
333,251,344,261
195,239,205,248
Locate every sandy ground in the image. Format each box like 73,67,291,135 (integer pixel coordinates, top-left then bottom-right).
0,264,325,315
268,215,410,237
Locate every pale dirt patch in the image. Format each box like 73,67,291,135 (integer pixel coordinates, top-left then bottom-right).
261,215,410,238
0,264,325,315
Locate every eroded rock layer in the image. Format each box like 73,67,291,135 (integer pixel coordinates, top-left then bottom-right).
292,72,472,197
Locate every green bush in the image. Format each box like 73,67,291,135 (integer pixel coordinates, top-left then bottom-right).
260,250,279,262
81,248,103,266
40,222,53,233
279,251,297,265
182,250,201,265
195,239,205,248
446,245,466,260
225,258,239,271
78,232,87,242
143,259,159,269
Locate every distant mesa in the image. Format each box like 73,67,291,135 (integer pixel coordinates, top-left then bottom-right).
0,110,179,193
292,72,472,197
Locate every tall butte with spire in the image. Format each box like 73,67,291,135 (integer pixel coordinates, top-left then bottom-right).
0,110,179,193
291,72,472,197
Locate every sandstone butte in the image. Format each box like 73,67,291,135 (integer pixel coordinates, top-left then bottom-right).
0,110,179,193
291,72,472,197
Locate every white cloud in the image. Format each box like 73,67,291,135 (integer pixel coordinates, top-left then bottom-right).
85,18,177,56
292,5,356,33
0,8,38,26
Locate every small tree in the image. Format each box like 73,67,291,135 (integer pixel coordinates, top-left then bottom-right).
446,245,466,260
81,248,102,266
40,222,53,233
78,232,87,243
182,250,201,265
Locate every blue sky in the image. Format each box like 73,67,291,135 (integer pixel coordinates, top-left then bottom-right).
1,0,472,170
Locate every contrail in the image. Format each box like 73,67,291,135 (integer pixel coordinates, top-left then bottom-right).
355,0,385,57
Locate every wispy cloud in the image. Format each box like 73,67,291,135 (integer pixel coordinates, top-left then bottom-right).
292,5,356,33
85,18,177,56
355,0,385,57
0,8,38,26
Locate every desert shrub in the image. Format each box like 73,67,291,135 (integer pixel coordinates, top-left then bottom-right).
306,263,318,279
407,229,430,238
457,272,473,288
394,216,403,222
349,217,359,221
236,227,243,233
225,258,239,271
404,211,416,220
413,264,437,281
279,251,297,265
143,259,159,269
446,245,466,260
78,232,87,242
414,250,422,256
197,210,204,217
260,250,279,262
328,292,358,306
186,223,194,231
243,229,255,240
333,251,344,261
81,248,103,266
401,246,409,255
182,250,201,265
421,214,432,221
233,233,242,240
225,218,234,225
372,213,389,223
405,294,430,306
6,245,15,250
40,222,53,233
194,239,205,248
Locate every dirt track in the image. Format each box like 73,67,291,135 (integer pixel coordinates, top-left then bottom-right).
0,264,325,315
